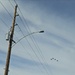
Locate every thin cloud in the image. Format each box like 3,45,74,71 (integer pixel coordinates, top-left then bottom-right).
0,0,75,75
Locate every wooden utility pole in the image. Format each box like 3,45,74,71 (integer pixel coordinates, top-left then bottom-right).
4,5,18,75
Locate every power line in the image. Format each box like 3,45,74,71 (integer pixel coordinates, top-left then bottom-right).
16,2,51,75
8,0,14,9
18,41,45,73
0,1,22,45
0,18,9,28
13,0,46,62
13,0,42,60
13,1,51,75
16,8,49,75
0,1,28,60
1,0,33,59
9,1,52,75
12,24,46,74
13,24,48,74
0,1,53,75
0,1,12,19
0,7,35,69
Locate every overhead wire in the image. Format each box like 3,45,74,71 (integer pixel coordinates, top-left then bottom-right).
0,21,34,72
0,2,36,70
8,0,14,9
8,0,38,60
12,34,33,60
0,1,15,44
0,1,53,74
0,0,21,38
13,0,45,62
0,18,9,42
0,18,9,28
13,0,44,60
8,0,52,75
14,0,51,74
13,0,52,75
15,23,48,74
18,12,51,75
0,1,16,39
0,1,12,19
0,18,11,50
14,18,47,74
0,1,26,56
0,1,13,29
13,0,53,75
0,0,29,51
8,1,46,73
13,0,41,58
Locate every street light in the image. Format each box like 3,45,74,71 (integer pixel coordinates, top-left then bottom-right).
39,30,44,33
12,30,44,47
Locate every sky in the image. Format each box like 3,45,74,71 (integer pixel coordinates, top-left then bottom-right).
0,0,75,75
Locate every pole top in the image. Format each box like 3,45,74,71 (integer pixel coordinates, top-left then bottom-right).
16,4,18,7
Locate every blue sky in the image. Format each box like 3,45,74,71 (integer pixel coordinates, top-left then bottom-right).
0,0,75,75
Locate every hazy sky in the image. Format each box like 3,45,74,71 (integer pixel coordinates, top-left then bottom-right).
0,0,75,75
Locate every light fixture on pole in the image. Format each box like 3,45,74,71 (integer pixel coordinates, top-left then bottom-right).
39,30,44,33
12,30,44,47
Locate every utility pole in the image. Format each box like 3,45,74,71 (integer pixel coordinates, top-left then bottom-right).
4,5,18,75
